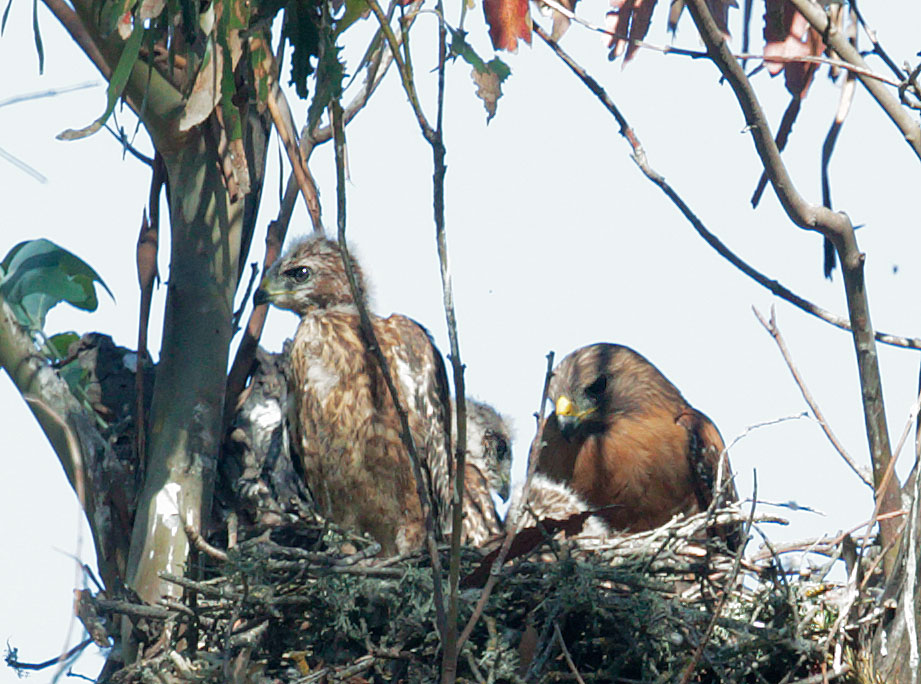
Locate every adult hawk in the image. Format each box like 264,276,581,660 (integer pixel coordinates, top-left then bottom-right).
456,398,513,546
254,236,452,555
532,343,738,543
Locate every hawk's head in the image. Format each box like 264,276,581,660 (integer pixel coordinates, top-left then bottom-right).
254,236,367,315
462,399,513,501
553,374,608,443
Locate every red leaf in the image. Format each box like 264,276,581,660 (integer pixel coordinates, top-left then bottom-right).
460,511,595,589
763,0,823,97
668,0,736,38
605,0,657,62
483,0,532,53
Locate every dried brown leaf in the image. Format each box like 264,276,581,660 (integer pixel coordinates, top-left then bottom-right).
138,0,166,21
471,66,503,122
179,41,223,132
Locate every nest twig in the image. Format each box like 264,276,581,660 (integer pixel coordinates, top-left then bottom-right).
49,503,887,683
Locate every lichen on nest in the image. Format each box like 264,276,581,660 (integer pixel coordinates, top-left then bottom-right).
66,503,877,684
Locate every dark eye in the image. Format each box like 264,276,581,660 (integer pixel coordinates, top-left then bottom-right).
283,266,311,283
495,439,509,458
584,375,607,399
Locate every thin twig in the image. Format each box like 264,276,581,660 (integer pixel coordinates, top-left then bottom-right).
788,0,921,161
754,306,872,487
428,3,465,681
329,99,447,638
553,622,586,684
535,0,901,86
365,0,434,142
265,81,323,234
678,473,758,684
40,0,111,82
820,71,857,279
457,351,555,651
850,0,905,81
532,24,921,352
748,509,906,563
687,0,901,571
5,638,93,672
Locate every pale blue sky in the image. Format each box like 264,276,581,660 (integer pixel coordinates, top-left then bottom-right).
2,2,920,679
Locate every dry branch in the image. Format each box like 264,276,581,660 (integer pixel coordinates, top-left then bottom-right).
789,0,921,161
754,306,872,488
532,25,921,352
685,0,902,572
329,99,447,638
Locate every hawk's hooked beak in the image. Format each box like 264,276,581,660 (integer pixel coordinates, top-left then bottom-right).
253,277,272,306
497,472,511,502
555,394,596,442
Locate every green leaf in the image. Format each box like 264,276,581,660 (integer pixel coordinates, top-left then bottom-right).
0,239,113,330
283,0,321,99
485,57,511,83
333,0,367,37
48,331,79,360
449,27,486,73
57,19,144,141
31,0,43,73
448,27,510,81
307,32,345,131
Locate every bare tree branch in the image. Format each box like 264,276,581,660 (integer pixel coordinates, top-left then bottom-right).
536,0,901,86
265,81,323,234
0,297,128,592
685,0,902,573
329,99,447,638
365,0,435,142
820,71,857,279
532,25,921,352
788,0,921,161
457,351,555,652
754,306,872,488
41,0,111,82
427,3,465,680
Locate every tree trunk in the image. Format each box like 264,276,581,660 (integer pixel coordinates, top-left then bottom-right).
125,131,245,607
870,475,921,683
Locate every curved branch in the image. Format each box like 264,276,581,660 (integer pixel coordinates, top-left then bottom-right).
788,0,921,161
0,298,129,592
365,0,434,141
685,0,902,571
532,25,921,352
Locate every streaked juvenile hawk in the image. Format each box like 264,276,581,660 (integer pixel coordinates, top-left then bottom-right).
456,398,513,546
532,343,738,543
254,236,452,555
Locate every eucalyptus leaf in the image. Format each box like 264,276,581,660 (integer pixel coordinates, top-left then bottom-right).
0,239,113,330
48,331,80,360
57,20,144,141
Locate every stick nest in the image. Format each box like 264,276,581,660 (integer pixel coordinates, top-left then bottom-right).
74,504,879,684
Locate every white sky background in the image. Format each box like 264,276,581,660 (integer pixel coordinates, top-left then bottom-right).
1,1,920,679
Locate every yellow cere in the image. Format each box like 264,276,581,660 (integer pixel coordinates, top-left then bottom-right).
556,395,574,417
